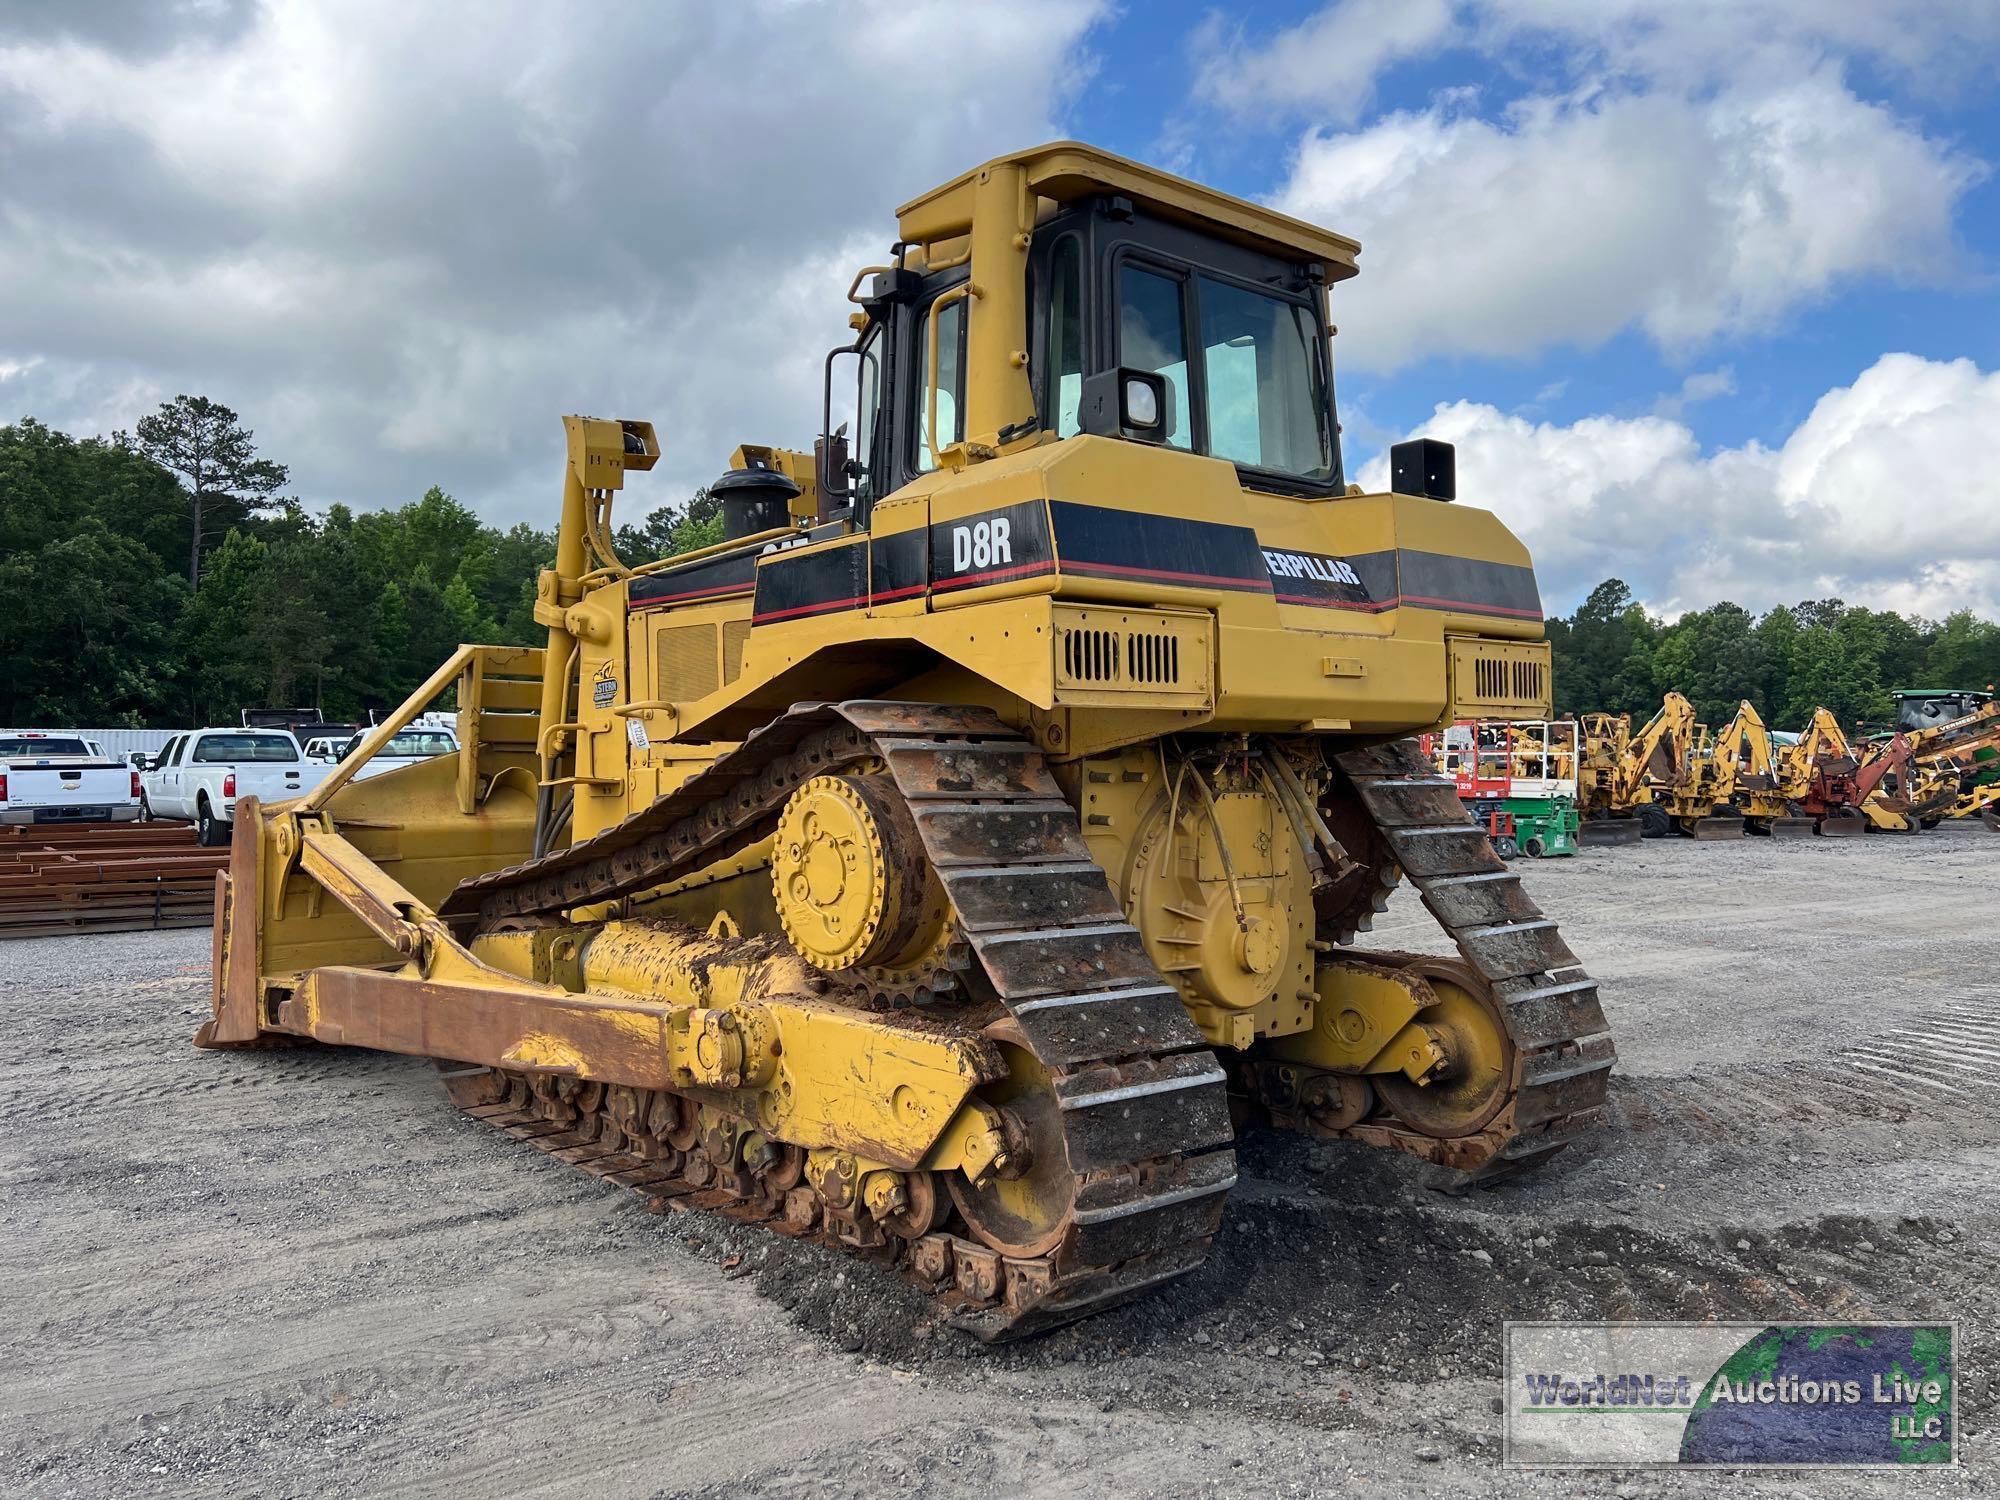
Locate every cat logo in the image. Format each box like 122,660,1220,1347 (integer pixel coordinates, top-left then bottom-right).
950,518,1012,573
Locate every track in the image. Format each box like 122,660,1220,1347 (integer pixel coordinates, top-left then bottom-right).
447,702,1235,1340
1321,741,1616,1178
437,707,1612,1332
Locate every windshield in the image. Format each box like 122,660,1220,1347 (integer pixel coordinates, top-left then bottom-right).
0,737,92,757
192,734,299,764
1116,262,1332,480
344,731,455,758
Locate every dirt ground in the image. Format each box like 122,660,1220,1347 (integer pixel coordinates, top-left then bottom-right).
2,824,1994,1497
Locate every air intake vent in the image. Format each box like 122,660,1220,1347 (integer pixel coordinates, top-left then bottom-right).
657,623,718,702
1053,606,1213,707
1447,636,1553,718
1471,655,1545,704
1063,627,1121,683
1126,630,1180,685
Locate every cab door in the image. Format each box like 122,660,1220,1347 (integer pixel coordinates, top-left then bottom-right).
155,736,186,817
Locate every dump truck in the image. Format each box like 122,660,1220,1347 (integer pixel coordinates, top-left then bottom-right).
199,142,1615,1339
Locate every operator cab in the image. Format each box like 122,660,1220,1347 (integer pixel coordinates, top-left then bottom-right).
818,143,1362,529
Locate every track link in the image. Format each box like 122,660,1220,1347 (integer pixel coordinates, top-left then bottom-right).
442,702,1235,1340
1324,741,1618,1179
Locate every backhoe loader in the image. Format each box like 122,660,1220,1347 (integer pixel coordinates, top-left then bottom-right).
1575,693,1740,839
1774,710,1936,835
1903,698,2000,831
198,143,1614,1339
1684,700,1814,838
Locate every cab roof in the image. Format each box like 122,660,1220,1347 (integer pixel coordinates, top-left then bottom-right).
897,140,1361,283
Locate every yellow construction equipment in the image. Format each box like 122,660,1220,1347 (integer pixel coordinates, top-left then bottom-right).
1903,698,2000,830
1687,700,1816,839
1772,709,1938,836
1575,693,1732,839
198,142,1614,1339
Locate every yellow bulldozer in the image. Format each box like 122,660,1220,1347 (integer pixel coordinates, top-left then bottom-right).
198,143,1614,1339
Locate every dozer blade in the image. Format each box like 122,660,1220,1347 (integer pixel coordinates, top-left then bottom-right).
1579,818,1643,847
1983,808,2000,833
1764,817,1818,840
1818,813,1866,837
1690,817,1745,841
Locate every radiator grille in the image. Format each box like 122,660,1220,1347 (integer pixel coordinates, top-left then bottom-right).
656,624,718,701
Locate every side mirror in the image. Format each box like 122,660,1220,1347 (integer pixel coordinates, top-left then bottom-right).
815,422,850,510
1079,368,1175,443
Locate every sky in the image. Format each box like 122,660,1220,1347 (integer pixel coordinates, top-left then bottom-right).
3,0,1998,619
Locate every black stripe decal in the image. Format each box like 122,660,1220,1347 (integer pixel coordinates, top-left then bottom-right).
869,528,930,604
1048,501,1272,593
628,552,756,610
1266,545,1541,619
930,501,1056,594
752,538,868,623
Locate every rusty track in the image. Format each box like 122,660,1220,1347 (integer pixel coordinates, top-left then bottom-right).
0,822,225,938
1321,741,1617,1179
444,702,1235,1340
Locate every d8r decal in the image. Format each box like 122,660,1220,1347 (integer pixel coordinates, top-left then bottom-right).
951,519,1013,573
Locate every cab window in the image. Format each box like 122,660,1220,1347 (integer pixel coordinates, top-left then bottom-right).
1117,265,1192,451
853,323,884,510
1197,275,1330,479
1048,235,1085,438
912,293,967,472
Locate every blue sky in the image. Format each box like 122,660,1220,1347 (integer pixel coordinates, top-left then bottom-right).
3,0,1998,618
1069,0,2000,468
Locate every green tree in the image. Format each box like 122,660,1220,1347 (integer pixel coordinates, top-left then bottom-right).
175,529,273,721
1923,610,2000,691
132,395,289,589
615,488,721,562
1651,602,1767,727
1550,579,1660,717
0,420,188,724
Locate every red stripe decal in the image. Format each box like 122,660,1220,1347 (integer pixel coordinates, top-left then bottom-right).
1062,559,1274,591
931,560,1058,591
629,581,754,610
1275,591,1542,619
753,591,870,624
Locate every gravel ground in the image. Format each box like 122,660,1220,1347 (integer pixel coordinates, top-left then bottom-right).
1,823,1994,1497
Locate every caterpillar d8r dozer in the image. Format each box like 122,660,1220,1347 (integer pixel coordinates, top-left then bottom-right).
198,142,1615,1340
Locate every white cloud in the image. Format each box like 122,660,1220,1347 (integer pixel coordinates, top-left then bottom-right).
1193,0,1456,125
0,0,1110,524
1283,71,1981,371
1358,353,2000,619
1654,366,1735,418
1192,2,1992,371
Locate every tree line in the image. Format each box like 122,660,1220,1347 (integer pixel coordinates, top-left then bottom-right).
1549,580,2000,733
0,399,716,728
2,399,1995,732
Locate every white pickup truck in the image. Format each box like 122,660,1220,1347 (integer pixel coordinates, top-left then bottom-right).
0,732,144,827
333,725,459,782
142,728,331,845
